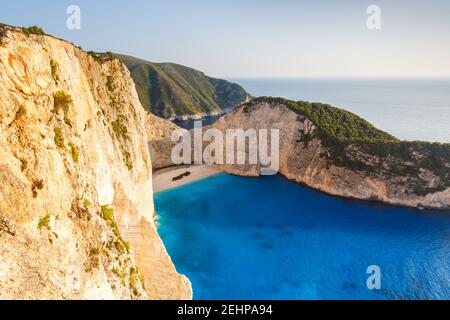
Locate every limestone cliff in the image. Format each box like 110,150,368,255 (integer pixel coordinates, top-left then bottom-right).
0,25,191,299
145,113,182,171
210,98,450,209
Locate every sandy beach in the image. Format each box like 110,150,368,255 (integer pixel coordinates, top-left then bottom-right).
153,165,222,192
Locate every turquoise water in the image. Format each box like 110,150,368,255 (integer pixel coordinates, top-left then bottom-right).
155,174,450,300
230,78,450,143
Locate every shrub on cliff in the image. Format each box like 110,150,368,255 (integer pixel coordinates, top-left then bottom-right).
87,51,115,64
68,142,80,162
50,59,59,83
112,118,129,141
100,206,130,254
101,205,114,221
106,76,115,92
246,97,399,145
53,127,65,149
16,105,27,119
22,25,45,36
38,213,51,230
53,90,73,115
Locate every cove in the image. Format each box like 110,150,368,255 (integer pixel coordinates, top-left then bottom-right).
155,174,450,300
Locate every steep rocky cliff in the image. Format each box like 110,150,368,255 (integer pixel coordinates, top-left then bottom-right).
211,97,450,209
0,25,191,299
145,113,183,171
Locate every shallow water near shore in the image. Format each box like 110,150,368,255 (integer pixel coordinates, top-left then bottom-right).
155,174,450,300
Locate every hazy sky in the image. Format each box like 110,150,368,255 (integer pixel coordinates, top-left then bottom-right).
1,0,450,78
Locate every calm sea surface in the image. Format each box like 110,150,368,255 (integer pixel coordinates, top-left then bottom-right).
230,78,450,143
155,174,450,300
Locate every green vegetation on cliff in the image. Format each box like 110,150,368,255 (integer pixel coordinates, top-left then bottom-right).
358,141,450,195
243,97,450,196
87,51,115,64
244,97,398,144
21,25,45,36
117,54,250,118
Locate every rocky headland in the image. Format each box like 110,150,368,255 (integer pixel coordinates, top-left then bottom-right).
209,98,450,209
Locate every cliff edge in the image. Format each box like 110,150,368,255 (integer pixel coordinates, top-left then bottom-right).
211,97,450,209
0,25,191,299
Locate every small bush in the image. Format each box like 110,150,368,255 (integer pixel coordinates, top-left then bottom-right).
123,241,131,253
22,25,45,36
16,105,27,119
114,240,125,252
33,179,44,190
83,198,93,208
112,119,129,140
50,59,59,83
38,213,51,230
54,127,65,149
86,247,101,271
88,51,115,64
123,150,133,171
112,267,121,278
106,76,115,92
68,141,80,162
129,267,144,294
101,205,114,221
99,206,131,254
89,247,100,256
63,116,72,126
53,90,72,115
32,179,44,198
139,274,146,290
87,51,101,62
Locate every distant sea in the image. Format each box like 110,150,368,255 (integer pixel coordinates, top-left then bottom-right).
229,78,450,143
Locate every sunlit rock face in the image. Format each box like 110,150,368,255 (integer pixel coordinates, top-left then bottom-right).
210,99,450,209
145,113,183,171
0,26,191,300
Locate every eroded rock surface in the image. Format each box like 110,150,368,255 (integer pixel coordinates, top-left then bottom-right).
211,99,450,209
0,26,191,299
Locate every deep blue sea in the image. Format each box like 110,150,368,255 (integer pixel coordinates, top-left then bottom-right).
230,78,450,143
155,174,450,300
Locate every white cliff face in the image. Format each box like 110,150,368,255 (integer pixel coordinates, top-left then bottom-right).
0,26,191,299
145,113,183,171
211,101,450,209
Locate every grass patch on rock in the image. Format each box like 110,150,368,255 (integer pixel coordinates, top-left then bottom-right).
16,105,27,119
83,198,93,208
112,118,129,141
106,76,115,92
38,213,51,230
50,59,59,83
22,25,45,36
68,141,80,162
87,51,115,64
53,127,65,149
53,90,72,115
100,206,131,254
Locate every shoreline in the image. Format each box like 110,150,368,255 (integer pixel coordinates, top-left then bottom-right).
153,165,222,192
